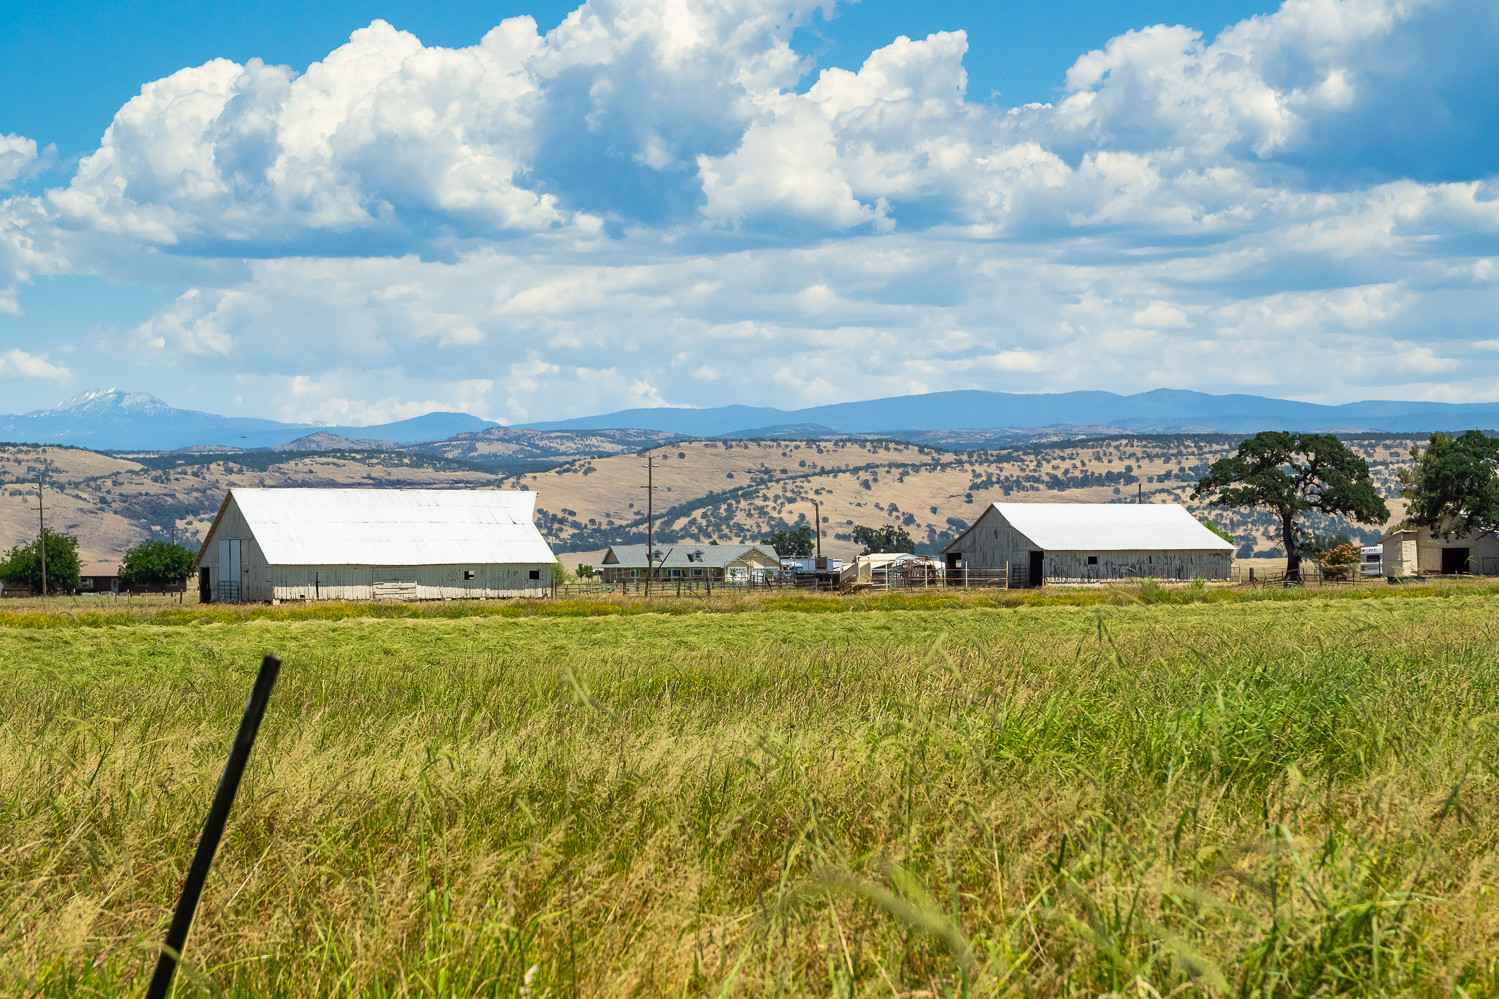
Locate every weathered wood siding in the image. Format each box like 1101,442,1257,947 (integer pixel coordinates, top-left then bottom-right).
1381,534,1419,576
196,497,273,602
1403,529,1499,574
270,564,552,601
1040,550,1231,582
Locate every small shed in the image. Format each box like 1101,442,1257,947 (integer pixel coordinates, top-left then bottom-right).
598,543,780,583
195,487,556,603
78,561,121,594
942,502,1234,587
1380,526,1499,576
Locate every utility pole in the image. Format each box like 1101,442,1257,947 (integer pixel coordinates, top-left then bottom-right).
642,455,656,598
37,477,46,604
812,499,824,570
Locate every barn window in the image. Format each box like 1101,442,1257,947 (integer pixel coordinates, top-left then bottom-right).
1087,556,1098,565
464,570,476,580
528,569,540,580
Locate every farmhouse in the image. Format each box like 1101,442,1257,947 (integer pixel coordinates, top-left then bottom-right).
1380,527,1499,576
597,543,780,583
942,502,1234,587
77,562,121,594
195,488,556,603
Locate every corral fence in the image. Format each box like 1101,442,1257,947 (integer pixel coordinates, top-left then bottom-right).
555,574,801,599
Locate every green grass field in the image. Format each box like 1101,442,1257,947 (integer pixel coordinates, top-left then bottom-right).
4,588,1499,996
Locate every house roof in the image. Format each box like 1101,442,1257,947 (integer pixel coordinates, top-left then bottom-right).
601,543,778,569
78,561,120,577
949,502,1235,553
198,488,555,567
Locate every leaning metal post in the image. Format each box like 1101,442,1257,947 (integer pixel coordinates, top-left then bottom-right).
145,655,281,999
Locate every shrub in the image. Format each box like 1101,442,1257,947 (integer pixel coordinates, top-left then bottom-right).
119,540,196,591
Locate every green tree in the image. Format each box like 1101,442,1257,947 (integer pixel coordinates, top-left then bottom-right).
0,529,81,594
762,525,814,557
1200,518,1237,560
1192,432,1388,581
576,563,596,579
1399,430,1499,538
1301,532,1354,558
119,540,197,591
852,524,915,555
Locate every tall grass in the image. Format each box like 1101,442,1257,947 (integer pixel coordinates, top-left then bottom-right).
3,597,1499,995
2,575,1497,629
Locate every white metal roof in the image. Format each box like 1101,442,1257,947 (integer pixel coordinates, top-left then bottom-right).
212,488,556,566
988,503,1235,552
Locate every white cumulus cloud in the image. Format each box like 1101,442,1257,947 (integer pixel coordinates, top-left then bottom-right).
0,0,1497,419
0,348,70,381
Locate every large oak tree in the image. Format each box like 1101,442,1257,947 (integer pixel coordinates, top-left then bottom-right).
1192,432,1388,580
1400,430,1499,539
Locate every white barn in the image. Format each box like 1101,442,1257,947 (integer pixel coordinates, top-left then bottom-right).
195,488,557,603
942,502,1235,587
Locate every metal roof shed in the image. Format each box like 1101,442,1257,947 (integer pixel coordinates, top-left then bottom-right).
196,487,557,603
943,502,1234,587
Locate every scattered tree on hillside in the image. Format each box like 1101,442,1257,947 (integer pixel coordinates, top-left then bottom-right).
0,529,81,594
1192,432,1388,581
1302,532,1355,558
853,524,915,555
1399,430,1499,538
120,540,197,591
762,525,814,557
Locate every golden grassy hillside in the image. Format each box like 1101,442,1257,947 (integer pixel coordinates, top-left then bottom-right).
0,434,1420,564
510,436,1419,559
0,448,497,561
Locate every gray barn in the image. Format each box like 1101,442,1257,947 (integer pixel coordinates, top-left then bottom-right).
942,502,1234,587
195,487,556,603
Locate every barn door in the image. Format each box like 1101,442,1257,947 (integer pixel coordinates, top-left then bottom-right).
373,567,418,601
217,538,242,601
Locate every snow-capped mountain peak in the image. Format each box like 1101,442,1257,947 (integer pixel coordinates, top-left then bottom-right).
52,389,175,416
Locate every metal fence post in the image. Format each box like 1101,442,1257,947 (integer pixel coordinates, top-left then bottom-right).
145,655,281,999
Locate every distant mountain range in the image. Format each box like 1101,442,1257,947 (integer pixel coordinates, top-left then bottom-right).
2,387,1497,453
0,390,492,451
528,389,1499,437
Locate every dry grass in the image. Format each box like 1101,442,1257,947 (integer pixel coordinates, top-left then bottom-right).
4,595,1499,996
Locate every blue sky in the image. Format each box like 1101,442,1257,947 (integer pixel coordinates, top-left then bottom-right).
1,0,1496,424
